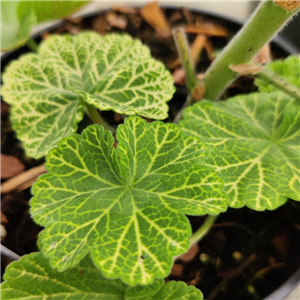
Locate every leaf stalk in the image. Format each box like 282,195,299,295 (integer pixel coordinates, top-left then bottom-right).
255,68,300,103
26,37,39,52
189,215,218,246
84,103,116,134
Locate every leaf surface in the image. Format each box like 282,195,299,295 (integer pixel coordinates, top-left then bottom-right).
17,1,88,23
1,252,202,300
31,116,227,285
1,1,36,51
2,32,175,158
179,93,300,210
255,55,300,91
1,0,87,51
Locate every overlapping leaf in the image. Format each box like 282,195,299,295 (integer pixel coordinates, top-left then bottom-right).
17,1,88,24
179,92,300,210
1,1,36,51
1,32,175,158
31,116,227,285
1,252,203,300
1,0,88,51
255,55,300,91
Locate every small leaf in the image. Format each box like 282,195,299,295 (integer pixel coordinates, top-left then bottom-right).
17,1,88,23
255,55,300,92
2,32,175,158
179,92,300,210
1,252,203,300
1,1,37,51
1,0,88,51
31,116,227,285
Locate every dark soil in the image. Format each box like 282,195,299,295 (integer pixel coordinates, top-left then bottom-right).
170,204,300,300
1,5,299,300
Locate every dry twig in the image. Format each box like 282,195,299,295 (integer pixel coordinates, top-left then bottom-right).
1,164,46,194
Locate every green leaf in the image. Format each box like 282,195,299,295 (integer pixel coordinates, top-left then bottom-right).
31,116,227,285
1,1,37,51
135,281,203,300
17,1,88,24
179,93,300,210
1,0,88,51
255,55,300,92
2,32,175,159
1,252,203,300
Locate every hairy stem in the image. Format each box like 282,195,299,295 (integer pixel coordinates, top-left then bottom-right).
26,37,39,52
189,215,218,246
84,103,116,134
172,27,198,98
255,68,300,103
203,1,300,100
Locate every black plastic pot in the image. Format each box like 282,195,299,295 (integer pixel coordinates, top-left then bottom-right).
1,5,299,300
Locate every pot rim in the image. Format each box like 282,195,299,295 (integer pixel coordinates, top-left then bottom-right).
265,267,300,300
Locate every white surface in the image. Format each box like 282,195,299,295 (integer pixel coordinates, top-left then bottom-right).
74,1,254,21
285,285,300,300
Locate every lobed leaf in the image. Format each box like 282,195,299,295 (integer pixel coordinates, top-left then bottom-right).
179,92,300,210
255,55,300,92
1,252,203,300
31,116,227,285
1,32,175,158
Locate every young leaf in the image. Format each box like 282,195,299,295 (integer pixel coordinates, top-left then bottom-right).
1,1,37,51
2,32,175,158
17,1,88,24
1,252,203,300
31,116,227,285
255,55,300,91
1,0,88,51
179,93,300,210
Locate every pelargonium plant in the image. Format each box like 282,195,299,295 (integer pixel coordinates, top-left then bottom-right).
1,1,300,299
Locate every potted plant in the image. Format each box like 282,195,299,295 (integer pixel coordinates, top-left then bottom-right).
1,1,299,299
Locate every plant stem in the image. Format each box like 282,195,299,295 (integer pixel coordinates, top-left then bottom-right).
203,1,300,100
26,37,39,52
255,68,300,103
174,214,218,261
189,215,218,246
172,28,201,123
172,27,198,98
84,103,116,134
